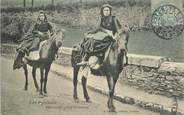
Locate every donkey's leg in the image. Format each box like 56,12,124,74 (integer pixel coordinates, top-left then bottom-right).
43,64,51,94
81,66,91,102
39,68,44,95
81,76,90,102
106,75,116,112
32,67,39,91
73,66,80,101
23,65,28,90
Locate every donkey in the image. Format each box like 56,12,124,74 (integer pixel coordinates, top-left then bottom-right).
71,31,129,112
13,30,64,95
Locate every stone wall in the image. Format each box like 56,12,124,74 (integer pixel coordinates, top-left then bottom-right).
120,64,184,99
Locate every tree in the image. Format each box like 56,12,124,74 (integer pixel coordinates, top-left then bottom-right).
23,0,26,7
51,0,54,6
51,0,55,10
31,0,34,7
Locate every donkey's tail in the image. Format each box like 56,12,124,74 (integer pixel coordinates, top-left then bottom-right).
13,50,25,70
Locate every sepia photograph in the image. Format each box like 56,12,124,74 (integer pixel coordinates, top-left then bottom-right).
1,0,184,115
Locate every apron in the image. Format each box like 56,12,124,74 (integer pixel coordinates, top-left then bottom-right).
86,31,108,40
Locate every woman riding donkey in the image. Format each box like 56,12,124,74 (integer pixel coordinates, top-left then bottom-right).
13,11,54,69
72,4,129,112
77,4,128,66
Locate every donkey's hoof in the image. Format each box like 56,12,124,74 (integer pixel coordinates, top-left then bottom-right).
74,98,79,103
109,108,116,112
36,88,39,92
108,105,116,112
39,94,44,98
39,92,43,95
44,90,47,94
86,98,92,103
43,94,48,97
24,87,28,91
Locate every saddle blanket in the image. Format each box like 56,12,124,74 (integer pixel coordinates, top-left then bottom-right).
26,40,47,60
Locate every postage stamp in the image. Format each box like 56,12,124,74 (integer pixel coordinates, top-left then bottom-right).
152,4,184,40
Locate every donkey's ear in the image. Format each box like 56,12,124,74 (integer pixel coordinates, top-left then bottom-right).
55,29,65,34
61,29,66,32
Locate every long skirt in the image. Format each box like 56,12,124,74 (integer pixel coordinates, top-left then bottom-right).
86,31,108,40
81,31,114,54
18,33,49,53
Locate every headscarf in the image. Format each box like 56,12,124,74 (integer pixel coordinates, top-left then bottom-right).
37,10,48,23
100,4,113,17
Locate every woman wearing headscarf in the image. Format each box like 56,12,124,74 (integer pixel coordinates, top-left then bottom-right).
77,4,126,65
18,11,53,54
13,11,53,69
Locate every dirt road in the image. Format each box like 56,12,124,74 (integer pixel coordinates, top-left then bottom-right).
1,57,159,115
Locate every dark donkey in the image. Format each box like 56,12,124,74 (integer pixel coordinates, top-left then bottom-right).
71,31,129,112
13,30,64,95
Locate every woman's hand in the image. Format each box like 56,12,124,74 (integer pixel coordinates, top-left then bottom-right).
37,31,44,36
84,32,89,37
85,32,92,38
106,30,113,37
33,31,44,36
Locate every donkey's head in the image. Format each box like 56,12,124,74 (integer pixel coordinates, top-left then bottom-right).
116,31,129,52
52,29,65,48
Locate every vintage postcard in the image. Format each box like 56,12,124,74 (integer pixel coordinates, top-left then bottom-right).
1,0,184,115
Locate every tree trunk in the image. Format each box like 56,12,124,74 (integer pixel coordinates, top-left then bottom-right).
51,0,54,6
23,0,26,8
31,0,34,7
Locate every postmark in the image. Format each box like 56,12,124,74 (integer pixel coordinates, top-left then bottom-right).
151,4,184,40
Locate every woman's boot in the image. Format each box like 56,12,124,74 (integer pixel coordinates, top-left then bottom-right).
77,53,89,66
